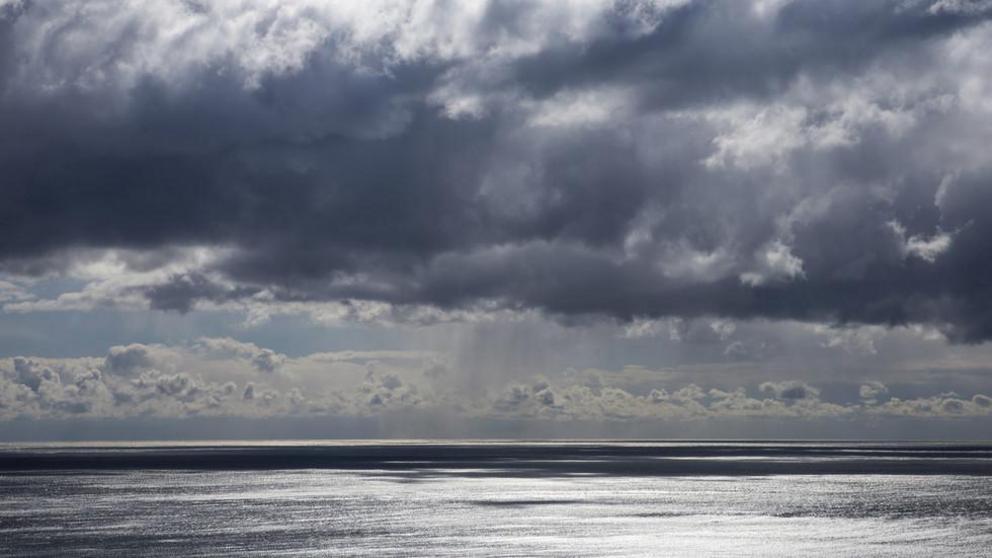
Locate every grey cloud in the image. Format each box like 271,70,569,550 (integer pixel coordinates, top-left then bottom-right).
973,394,992,407
194,337,287,373
360,372,422,411
868,392,992,417
251,350,285,374
103,345,155,377
12,357,59,392
3,357,111,416
859,381,889,402
145,274,260,313
941,397,966,412
759,380,820,400
3,1,992,341
511,0,985,109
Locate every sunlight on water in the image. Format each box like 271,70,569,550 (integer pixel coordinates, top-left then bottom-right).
2,470,991,556
2,443,991,556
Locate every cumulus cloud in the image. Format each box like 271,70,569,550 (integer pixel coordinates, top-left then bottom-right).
103,344,156,377
859,381,889,402
759,380,819,401
193,337,286,373
867,392,992,418
2,0,992,344
2,341,990,425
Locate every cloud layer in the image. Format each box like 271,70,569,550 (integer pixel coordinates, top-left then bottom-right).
3,0,992,340
2,339,991,425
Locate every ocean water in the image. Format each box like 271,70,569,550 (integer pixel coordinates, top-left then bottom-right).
1,442,991,557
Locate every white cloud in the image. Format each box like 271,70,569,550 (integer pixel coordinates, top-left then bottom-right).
739,240,805,286
887,221,953,263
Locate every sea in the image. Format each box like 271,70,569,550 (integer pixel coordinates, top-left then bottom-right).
1,441,990,557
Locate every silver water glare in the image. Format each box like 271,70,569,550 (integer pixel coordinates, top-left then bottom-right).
2,443,991,556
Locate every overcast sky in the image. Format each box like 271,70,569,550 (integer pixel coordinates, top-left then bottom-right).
3,0,992,440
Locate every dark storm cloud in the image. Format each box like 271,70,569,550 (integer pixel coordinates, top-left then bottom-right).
144,273,260,313
511,0,986,108
3,1,992,338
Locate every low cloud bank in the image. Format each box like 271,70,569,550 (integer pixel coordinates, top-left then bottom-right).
2,340,990,424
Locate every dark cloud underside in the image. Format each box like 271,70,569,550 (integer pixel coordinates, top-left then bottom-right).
3,0,992,339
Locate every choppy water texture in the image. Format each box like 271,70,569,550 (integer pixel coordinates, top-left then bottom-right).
1,442,991,557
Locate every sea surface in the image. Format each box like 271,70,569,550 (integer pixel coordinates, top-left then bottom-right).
1,441,991,557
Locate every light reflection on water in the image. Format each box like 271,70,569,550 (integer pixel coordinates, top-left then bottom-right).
3,468,992,556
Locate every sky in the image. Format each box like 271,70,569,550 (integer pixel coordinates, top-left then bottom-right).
2,0,992,440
